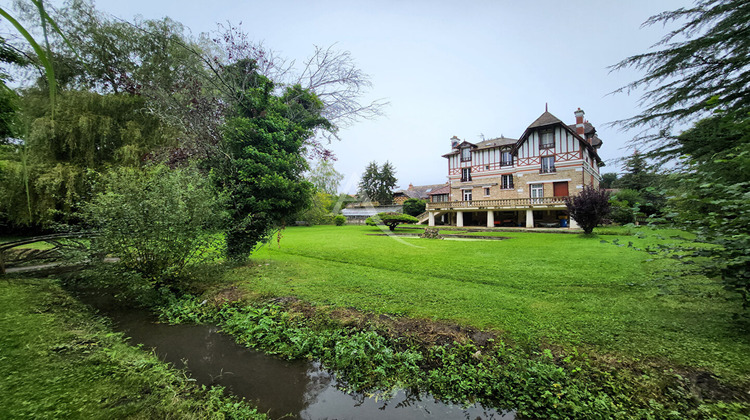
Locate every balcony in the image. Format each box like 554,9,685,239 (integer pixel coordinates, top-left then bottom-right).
426,196,568,211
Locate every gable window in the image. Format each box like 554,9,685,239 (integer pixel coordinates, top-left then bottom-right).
541,156,556,173
500,151,513,166
461,167,472,182
540,130,555,149
462,189,473,201
484,187,491,196
460,147,471,162
501,174,514,189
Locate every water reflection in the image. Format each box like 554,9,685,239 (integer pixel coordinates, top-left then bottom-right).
92,300,512,419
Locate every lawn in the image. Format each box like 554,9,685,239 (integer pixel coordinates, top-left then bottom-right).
238,224,750,382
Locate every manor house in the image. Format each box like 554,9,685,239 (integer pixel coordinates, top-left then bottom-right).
426,108,604,228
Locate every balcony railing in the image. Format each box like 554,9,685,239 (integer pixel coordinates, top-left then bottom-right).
540,166,556,174
426,196,568,211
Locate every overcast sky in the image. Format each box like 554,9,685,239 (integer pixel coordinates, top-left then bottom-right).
85,0,687,192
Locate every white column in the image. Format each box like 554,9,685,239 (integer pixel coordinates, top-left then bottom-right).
457,211,464,227
569,217,579,229
525,209,534,228
486,210,494,228
428,212,435,227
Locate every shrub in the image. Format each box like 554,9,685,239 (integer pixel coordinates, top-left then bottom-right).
564,186,611,234
83,165,224,289
365,212,418,231
334,215,346,226
402,198,426,216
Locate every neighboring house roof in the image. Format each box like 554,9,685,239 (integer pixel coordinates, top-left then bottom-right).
427,184,450,196
393,183,447,200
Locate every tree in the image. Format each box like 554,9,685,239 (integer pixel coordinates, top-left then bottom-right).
357,161,397,205
613,151,665,216
402,198,426,216
611,0,750,141
564,186,611,235
307,159,343,195
82,165,223,288
211,60,330,261
613,1,750,307
366,212,418,231
600,172,618,190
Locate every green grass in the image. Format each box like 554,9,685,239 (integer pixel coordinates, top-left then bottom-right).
235,225,750,382
0,278,263,419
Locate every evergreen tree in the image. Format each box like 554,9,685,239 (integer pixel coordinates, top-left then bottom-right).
357,161,398,205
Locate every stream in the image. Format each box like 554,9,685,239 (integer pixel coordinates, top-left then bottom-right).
78,291,513,419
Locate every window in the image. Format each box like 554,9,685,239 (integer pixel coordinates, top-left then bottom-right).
462,189,473,201
541,156,555,173
460,147,471,162
501,151,513,166
501,174,514,189
540,130,554,149
530,184,544,203
484,187,491,196
432,194,448,202
461,167,472,182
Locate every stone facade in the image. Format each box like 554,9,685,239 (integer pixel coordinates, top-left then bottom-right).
428,108,605,228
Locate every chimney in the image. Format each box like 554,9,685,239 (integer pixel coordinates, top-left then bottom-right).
408,183,414,190
450,135,460,149
574,108,585,137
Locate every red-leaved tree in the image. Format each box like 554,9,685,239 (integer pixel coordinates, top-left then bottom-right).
564,186,611,234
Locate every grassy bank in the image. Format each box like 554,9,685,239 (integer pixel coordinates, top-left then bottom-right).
235,225,749,382
0,277,264,419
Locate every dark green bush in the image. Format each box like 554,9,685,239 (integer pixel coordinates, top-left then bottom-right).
402,198,426,216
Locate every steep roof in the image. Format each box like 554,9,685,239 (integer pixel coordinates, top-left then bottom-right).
527,111,565,129
393,183,448,200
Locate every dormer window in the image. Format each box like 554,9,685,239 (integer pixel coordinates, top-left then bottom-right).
540,130,555,149
460,147,471,162
501,151,513,166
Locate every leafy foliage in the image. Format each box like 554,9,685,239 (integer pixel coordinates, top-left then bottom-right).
83,165,224,288
211,60,330,261
357,161,397,204
402,198,426,216
564,186,611,234
366,212,418,231
333,214,346,226
666,113,750,308
158,295,747,418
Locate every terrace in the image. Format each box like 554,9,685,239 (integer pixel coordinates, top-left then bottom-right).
424,196,573,228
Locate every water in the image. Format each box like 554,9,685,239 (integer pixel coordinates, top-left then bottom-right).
83,294,513,419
